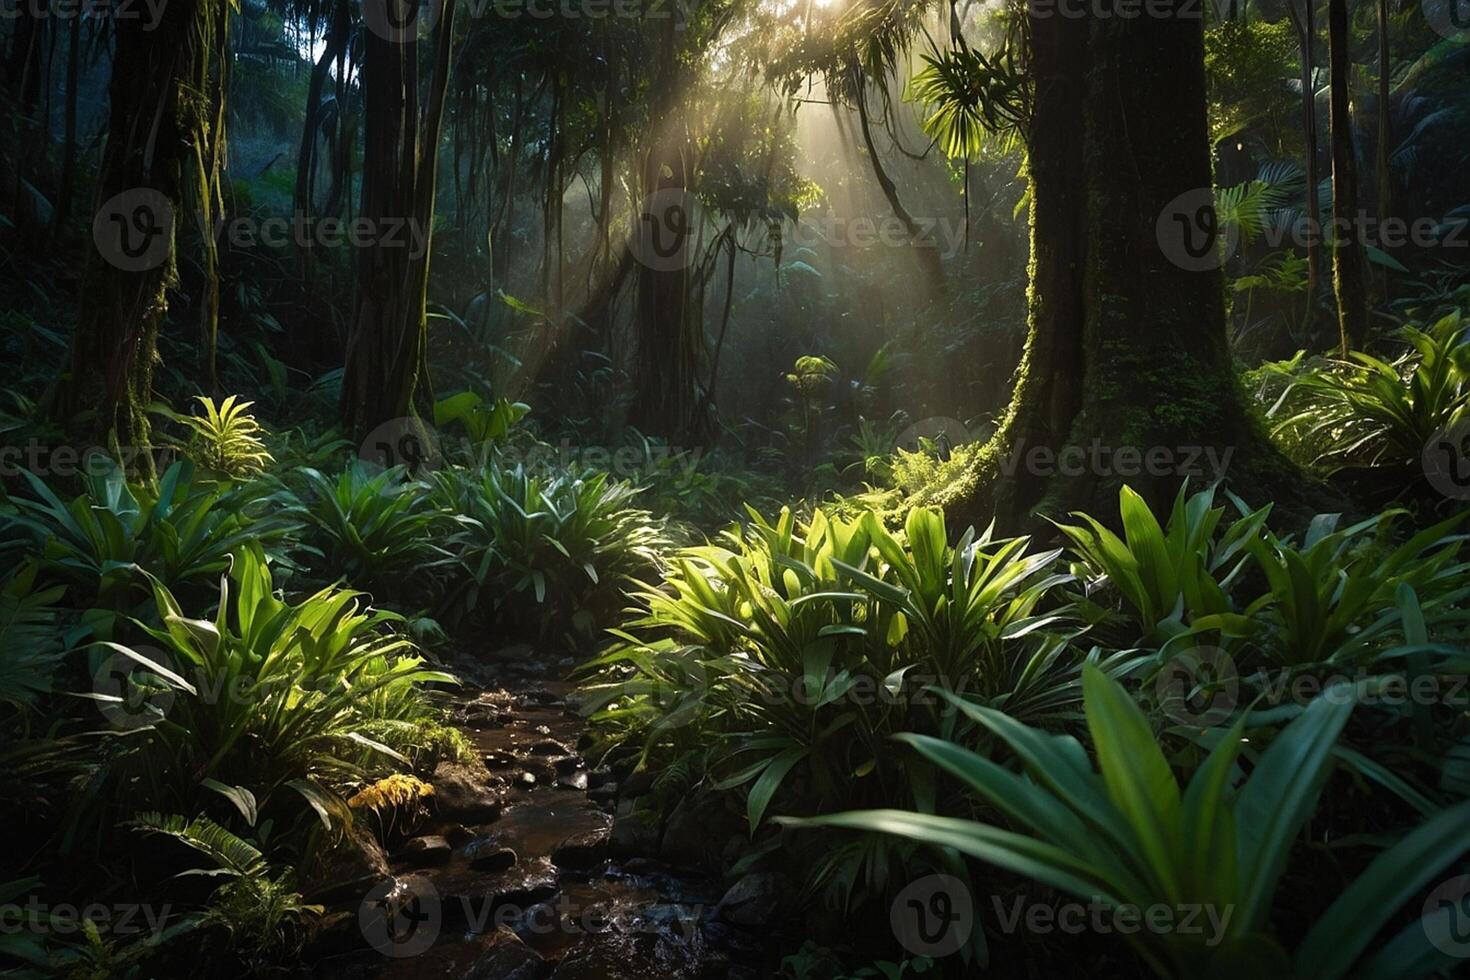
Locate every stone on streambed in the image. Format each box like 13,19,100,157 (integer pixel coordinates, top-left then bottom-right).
713,872,793,929
398,835,453,866
303,823,390,903
609,800,662,857
550,826,611,871
484,749,518,770
465,927,547,980
465,838,519,873
432,761,506,823
529,738,574,757
556,770,589,791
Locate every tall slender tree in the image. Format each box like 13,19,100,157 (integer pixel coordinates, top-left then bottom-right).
340,0,458,440
1288,0,1323,340
1376,0,1392,225
1328,0,1370,353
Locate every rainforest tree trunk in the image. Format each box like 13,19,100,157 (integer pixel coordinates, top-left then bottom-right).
294,3,349,226
1376,0,1392,225
629,21,706,442
49,16,79,242
340,0,457,440
942,7,1300,530
629,125,704,441
1328,0,1370,353
59,0,218,477
1289,0,1322,341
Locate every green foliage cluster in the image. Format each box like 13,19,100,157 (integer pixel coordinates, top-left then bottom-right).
0,391,672,970
584,481,1470,973
796,667,1470,979
1265,310,1470,473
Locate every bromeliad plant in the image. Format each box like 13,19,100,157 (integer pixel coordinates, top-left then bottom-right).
433,462,665,638
792,665,1470,980
2,459,273,619
87,543,457,834
168,395,275,480
1267,309,1470,472
581,505,1092,831
1241,509,1469,667
1051,483,1271,642
273,462,451,601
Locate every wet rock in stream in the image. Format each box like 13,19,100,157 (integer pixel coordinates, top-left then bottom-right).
465,839,519,873
432,761,507,824
548,827,610,871
555,771,588,792
399,835,453,867
464,928,546,980
307,824,391,905
713,872,794,929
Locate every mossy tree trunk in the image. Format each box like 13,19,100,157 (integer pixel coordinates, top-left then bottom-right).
60,0,224,478
942,7,1298,530
340,0,457,441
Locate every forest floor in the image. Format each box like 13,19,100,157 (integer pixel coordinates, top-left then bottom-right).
307,648,775,979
